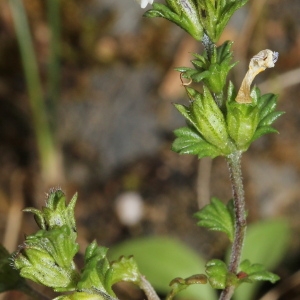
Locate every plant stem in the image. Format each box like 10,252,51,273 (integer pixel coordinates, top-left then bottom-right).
9,0,63,185
219,151,247,300
201,34,223,107
139,275,161,300
202,33,215,60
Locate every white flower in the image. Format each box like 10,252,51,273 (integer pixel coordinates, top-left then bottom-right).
136,0,154,9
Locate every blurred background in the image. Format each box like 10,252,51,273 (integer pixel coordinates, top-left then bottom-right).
1,0,300,299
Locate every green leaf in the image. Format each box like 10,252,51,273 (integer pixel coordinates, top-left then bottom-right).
257,93,277,119
105,256,140,291
172,126,222,158
144,1,203,40
23,188,77,232
168,274,207,299
226,102,260,150
238,260,280,284
227,81,237,103
178,41,235,94
109,237,217,300
78,242,142,299
17,246,77,291
77,241,110,293
195,0,248,42
251,126,278,143
32,226,78,269
175,66,194,73
259,111,284,126
205,259,231,289
232,219,291,300
191,86,230,151
144,3,177,19
191,70,211,83
173,103,195,126
12,225,79,292
173,85,237,157
195,198,235,241
217,1,248,40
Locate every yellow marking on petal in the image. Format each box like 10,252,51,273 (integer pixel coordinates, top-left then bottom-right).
235,49,279,104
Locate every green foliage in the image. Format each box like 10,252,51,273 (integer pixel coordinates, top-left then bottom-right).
172,86,236,158
144,0,203,40
77,241,111,294
78,241,141,299
13,233,78,291
194,198,235,241
23,188,77,231
205,259,235,289
13,190,80,292
195,0,249,42
168,274,208,300
226,104,260,152
109,236,218,300
176,41,236,94
194,204,289,298
144,0,248,42
233,219,290,300
108,256,140,287
238,260,279,284
172,83,283,158
205,256,280,292
10,189,149,299
5,1,286,299
226,84,284,151
172,126,222,158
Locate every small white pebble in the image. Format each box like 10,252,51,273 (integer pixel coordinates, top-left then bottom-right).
115,191,144,226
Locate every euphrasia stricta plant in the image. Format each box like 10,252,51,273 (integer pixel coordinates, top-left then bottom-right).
140,1,283,300
2,1,284,300
7,188,160,300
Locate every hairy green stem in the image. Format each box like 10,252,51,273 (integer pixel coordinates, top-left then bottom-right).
202,33,215,60
201,34,224,107
219,151,247,300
